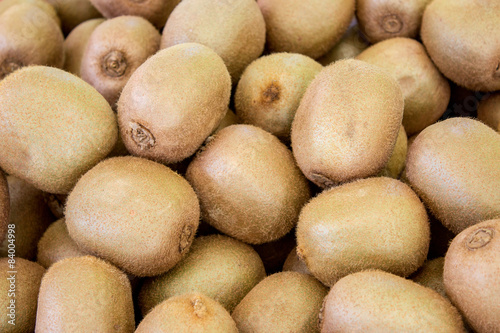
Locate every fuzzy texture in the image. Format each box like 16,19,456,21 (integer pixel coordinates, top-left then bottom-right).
212,109,240,135
0,66,117,194
136,293,238,333
117,43,231,164
478,93,500,132
379,125,408,179
317,25,369,66
65,156,200,277
291,59,404,188
411,257,446,298
0,172,8,244
35,256,134,332
232,272,328,333
186,125,311,245
421,0,500,91
356,0,432,43
45,0,101,34
320,270,465,332
0,0,60,25
297,177,430,287
444,219,500,333
258,0,355,59
0,4,64,79
0,258,45,333
162,0,265,82
357,38,450,135
282,247,311,276
139,234,266,315
406,118,500,234
235,53,322,139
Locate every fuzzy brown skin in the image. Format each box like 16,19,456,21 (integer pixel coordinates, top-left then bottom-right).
478,93,500,132
282,247,311,276
0,258,45,333
320,270,466,332
0,0,60,25
63,18,104,76
139,235,266,315
232,272,328,333
89,0,180,29
318,25,369,66
444,219,500,333
0,4,64,79
297,177,430,287
357,38,450,136
0,172,8,244
45,0,101,34
81,16,160,108
118,43,231,164
379,125,407,179
356,0,432,43
421,0,500,92
136,293,238,333
258,0,355,59
0,66,117,194
65,156,200,277
235,53,322,140
405,118,500,234
35,256,135,332
291,59,404,188
186,125,311,245
411,257,446,298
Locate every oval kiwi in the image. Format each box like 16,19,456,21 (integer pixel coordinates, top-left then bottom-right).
0,171,8,244
478,93,500,132
45,0,102,34
0,0,60,25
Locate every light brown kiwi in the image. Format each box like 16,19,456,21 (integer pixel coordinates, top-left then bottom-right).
232,272,328,332
45,0,102,34
65,156,200,277
212,109,240,135
35,256,135,332
379,125,407,179
186,124,311,245
117,43,231,164
478,93,500,132
291,59,404,188
357,38,450,135
317,24,369,66
234,52,322,140
0,0,60,25
421,0,500,91
405,118,500,234
257,0,355,59
411,257,446,298
0,66,118,194
282,247,311,276
0,258,45,333
81,16,160,108
320,270,466,332
0,4,64,79
136,293,238,333
0,171,8,244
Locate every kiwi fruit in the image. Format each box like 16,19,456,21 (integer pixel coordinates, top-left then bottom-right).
421,0,500,91
0,66,118,194
320,270,466,332
117,43,231,164
444,218,500,333
186,124,311,245
478,93,500,132
234,53,323,140
136,293,238,333
212,109,240,135
45,0,102,34
317,24,369,66
357,37,450,136
232,272,328,332
379,125,407,179
63,18,105,76
65,156,200,277
257,0,355,59
0,0,60,25
0,258,45,333
405,118,500,234
356,0,432,43
282,247,311,276
411,257,446,298
297,177,430,287
35,256,135,332
291,59,404,188
0,4,64,79
0,171,8,244
161,0,265,82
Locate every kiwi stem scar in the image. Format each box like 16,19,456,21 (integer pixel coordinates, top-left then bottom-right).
381,14,403,33
130,122,155,149
102,51,127,78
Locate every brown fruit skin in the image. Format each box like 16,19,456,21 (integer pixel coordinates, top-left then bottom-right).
117,43,231,165
45,0,102,34
421,0,500,92
444,219,500,333
257,0,355,59
0,258,45,333
317,25,369,66
0,171,8,244
320,270,466,332
186,125,311,245
212,109,240,135
478,93,500,132
356,0,432,43
35,256,135,333
0,0,60,26
65,156,200,277
291,59,404,188
162,0,265,82
411,257,446,298
379,125,407,179
357,38,450,136
406,118,500,234
0,4,64,79
136,293,238,333
81,16,160,108
282,247,311,276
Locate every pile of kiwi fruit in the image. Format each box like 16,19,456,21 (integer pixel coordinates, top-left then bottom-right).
0,0,498,332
